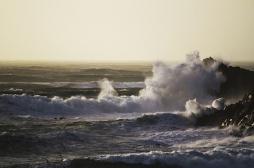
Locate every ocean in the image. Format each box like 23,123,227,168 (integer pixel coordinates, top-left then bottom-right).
0,58,254,168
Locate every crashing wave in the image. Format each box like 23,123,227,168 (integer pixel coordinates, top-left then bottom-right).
0,52,225,120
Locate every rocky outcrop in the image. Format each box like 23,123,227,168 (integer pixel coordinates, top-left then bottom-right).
196,90,254,136
203,57,254,100
199,57,254,135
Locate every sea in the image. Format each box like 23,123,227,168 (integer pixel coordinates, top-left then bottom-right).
0,59,254,168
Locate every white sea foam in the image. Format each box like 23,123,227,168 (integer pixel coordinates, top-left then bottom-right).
96,148,254,168
212,98,225,110
140,51,224,111
98,79,118,99
8,88,23,92
0,52,225,119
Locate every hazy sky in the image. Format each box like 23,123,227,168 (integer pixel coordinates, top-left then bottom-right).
0,0,254,62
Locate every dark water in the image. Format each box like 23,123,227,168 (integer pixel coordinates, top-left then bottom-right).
0,63,150,98
0,62,254,168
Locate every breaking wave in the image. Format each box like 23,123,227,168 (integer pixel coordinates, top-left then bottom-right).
0,52,225,120
91,148,254,168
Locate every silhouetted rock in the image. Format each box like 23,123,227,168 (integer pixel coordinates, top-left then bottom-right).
203,57,217,67
203,57,254,100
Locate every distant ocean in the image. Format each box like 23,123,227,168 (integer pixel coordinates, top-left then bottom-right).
0,58,254,168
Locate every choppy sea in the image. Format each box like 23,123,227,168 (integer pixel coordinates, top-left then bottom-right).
0,60,254,168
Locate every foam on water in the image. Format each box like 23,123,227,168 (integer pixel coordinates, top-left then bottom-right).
95,147,254,168
0,53,253,168
0,52,225,121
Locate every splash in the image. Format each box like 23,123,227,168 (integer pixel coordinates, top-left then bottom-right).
0,52,226,119
211,98,225,110
98,78,118,99
185,99,205,116
140,51,225,110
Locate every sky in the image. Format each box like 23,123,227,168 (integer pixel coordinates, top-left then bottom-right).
0,0,254,62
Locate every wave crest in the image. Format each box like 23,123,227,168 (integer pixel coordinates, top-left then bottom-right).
0,53,225,120
93,148,254,168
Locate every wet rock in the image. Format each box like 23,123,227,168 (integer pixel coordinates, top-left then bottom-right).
195,90,254,136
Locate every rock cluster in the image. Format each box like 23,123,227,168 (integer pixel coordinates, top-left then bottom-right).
196,90,254,136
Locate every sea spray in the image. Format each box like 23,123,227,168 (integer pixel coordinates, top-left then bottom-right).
140,51,225,110
0,53,225,119
98,78,118,99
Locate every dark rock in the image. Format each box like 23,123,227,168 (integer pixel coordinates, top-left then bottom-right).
195,90,254,136
203,57,254,100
